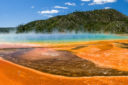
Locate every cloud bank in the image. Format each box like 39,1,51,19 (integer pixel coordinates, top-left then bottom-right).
54,6,68,9
38,10,59,14
65,2,76,6
81,0,90,1
89,0,117,5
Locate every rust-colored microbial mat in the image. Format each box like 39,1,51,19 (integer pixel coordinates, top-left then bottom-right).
1,40,128,85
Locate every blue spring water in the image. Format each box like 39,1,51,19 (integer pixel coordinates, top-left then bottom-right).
0,33,127,43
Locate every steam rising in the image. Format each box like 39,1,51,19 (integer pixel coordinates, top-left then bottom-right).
0,32,127,43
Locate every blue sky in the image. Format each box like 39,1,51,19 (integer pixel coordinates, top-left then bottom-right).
0,0,128,27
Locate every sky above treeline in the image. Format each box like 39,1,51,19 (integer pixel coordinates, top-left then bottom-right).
0,0,128,27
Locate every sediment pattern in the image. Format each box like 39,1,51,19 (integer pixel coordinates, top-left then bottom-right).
1,41,128,77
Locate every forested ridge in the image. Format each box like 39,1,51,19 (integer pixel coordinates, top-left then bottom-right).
17,9,128,34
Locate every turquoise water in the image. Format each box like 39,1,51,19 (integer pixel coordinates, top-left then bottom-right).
0,33,128,43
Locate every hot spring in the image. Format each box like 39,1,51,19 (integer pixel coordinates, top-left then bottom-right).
0,33,127,43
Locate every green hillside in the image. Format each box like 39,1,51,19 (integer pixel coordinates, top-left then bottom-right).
17,9,128,34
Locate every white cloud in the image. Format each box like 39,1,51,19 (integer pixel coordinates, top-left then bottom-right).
89,0,117,5
104,7,111,9
65,2,76,6
38,11,54,18
54,6,68,9
38,10,59,14
81,0,90,1
88,3,95,5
